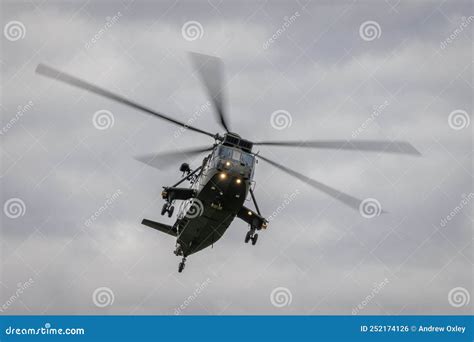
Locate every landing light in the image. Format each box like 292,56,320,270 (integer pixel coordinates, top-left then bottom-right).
236,179,242,184
225,161,231,167
219,173,227,180
248,211,252,216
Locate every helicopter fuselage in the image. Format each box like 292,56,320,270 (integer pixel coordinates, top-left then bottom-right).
174,144,255,256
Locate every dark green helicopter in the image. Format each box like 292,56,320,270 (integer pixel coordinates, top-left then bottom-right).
36,53,420,272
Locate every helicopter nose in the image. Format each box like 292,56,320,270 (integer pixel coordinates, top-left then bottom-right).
217,170,248,186
220,162,252,180
219,169,250,182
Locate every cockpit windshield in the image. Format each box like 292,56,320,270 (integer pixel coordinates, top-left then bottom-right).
217,146,254,166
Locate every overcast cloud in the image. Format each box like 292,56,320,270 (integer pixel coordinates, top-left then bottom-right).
0,0,472,315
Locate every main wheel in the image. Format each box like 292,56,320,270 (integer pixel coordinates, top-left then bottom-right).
251,234,258,245
161,203,168,216
245,231,252,243
168,205,174,217
178,262,185,273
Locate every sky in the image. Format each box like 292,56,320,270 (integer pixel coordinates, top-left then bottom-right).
0,0,472,315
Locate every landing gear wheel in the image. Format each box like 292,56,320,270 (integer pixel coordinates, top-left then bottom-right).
245,231,252,243
168,205,174,217
178,257,186,273
251,234,258,245
161,203,168,216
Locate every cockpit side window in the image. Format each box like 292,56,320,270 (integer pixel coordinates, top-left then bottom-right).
241,152,254,166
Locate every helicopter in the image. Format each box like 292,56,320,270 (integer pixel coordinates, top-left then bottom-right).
36,52,420,272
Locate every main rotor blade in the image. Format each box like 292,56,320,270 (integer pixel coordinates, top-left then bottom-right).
189,52,230,132
258,154,368,211
134,146,213,170
35,64,216,138
254,140,421,156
